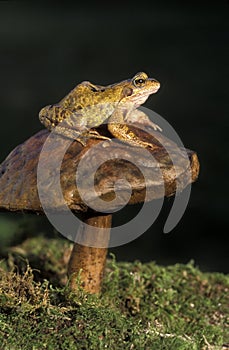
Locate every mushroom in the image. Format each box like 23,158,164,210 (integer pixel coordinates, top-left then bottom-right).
0,124,199,293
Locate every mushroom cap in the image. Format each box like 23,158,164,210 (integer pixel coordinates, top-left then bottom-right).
0,127,199,214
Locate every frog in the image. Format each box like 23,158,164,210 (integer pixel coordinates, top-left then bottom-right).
39,72,161,149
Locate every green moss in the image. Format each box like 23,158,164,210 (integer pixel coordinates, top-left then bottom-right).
0,237,228,349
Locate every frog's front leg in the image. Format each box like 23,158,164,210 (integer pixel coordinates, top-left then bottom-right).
108,108,158,149
125,109,162,132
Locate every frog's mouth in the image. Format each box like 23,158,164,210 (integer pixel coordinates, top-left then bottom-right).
130,88,160,107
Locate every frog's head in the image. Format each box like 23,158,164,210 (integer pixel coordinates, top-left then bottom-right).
118,72,160,107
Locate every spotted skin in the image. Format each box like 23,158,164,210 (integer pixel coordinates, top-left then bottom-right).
39,72,161,147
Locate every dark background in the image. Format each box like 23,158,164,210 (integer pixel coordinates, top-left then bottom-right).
0,2,228,273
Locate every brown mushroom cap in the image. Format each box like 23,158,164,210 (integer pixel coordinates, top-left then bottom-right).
0,128,199,214
0,126,199,294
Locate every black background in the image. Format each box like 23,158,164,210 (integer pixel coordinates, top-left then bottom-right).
0,2,228,273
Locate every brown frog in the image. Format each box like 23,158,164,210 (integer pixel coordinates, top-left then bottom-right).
39,72,161,148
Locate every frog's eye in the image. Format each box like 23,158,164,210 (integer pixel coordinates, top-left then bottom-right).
133,77,146,87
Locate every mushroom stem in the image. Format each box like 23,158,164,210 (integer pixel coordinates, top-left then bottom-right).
67,213,112,294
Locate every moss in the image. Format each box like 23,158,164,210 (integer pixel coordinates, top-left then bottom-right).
0,237,228,349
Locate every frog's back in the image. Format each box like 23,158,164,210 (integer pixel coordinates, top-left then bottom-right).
59,82,90,111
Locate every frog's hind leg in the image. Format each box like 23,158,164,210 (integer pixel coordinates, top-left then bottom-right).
39,104,111,146
39,105,89,145
52,127,111,146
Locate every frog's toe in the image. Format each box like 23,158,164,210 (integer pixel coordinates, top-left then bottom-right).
153,124,162,132
88,130,111,141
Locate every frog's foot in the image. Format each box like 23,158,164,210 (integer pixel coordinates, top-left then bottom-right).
50,126,111,146
50,125,88,146
145,121,162,132
87,130,111,141
125,110,162,132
